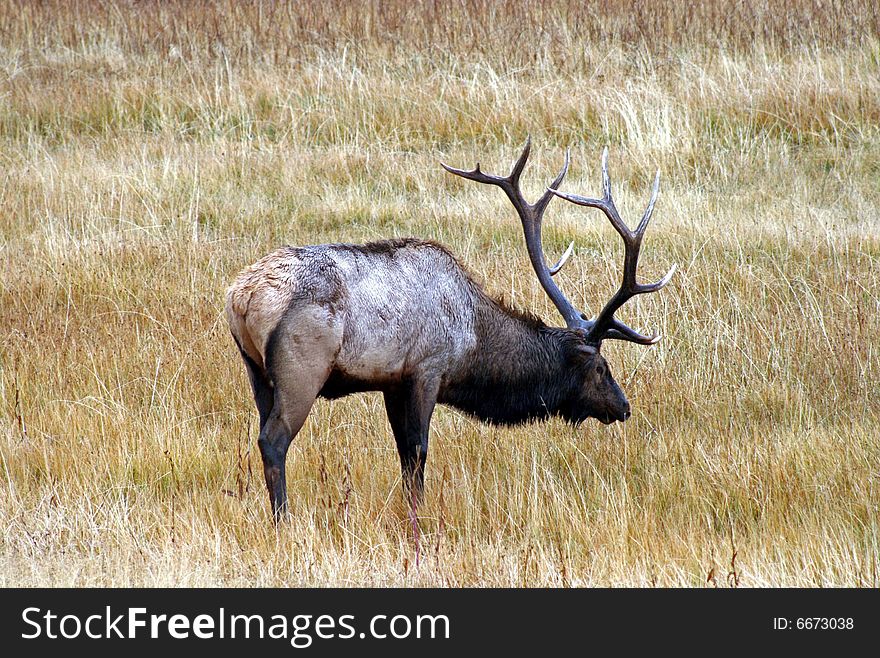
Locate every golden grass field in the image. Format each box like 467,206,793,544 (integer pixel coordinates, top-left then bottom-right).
1,0,879,586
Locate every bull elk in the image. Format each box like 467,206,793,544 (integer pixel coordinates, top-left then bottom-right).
225,140,675,520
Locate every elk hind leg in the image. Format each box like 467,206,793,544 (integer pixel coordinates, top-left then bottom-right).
260,323,336,522
235,340,274,432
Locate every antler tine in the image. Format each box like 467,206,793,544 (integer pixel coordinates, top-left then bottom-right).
604,317,661,345
635,170,661,237
441,140,582,328
534,146,570,216
601,146,612,200
551,148,675,346
549,240,574,276
508,135,531,185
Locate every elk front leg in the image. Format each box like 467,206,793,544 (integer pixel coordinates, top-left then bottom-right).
383,378,439,509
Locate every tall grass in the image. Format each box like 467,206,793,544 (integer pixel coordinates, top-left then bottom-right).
1,1,878,586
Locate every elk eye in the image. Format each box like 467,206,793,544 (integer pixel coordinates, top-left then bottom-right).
597,365,605,376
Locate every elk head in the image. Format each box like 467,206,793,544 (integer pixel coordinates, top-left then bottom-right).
442,139,675,424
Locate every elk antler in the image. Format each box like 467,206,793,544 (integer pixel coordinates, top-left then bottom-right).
551,148,676,345
441,137,584,328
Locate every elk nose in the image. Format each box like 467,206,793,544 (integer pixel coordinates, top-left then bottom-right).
621,403,631,421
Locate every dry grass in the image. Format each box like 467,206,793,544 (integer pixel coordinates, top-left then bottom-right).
1,1,879,586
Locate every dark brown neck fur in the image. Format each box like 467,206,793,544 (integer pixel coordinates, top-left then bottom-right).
439,291,586,425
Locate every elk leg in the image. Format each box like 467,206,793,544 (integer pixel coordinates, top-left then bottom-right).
383,378,439,508
259,320,336,522
257,410,297,522
237,346,274,431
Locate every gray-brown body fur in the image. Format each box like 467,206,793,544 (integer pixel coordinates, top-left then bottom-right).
228,239,479,393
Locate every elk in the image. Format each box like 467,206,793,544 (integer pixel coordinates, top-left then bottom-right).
225,139,675,520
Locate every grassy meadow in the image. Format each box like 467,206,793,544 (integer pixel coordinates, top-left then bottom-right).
1,0,879,586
